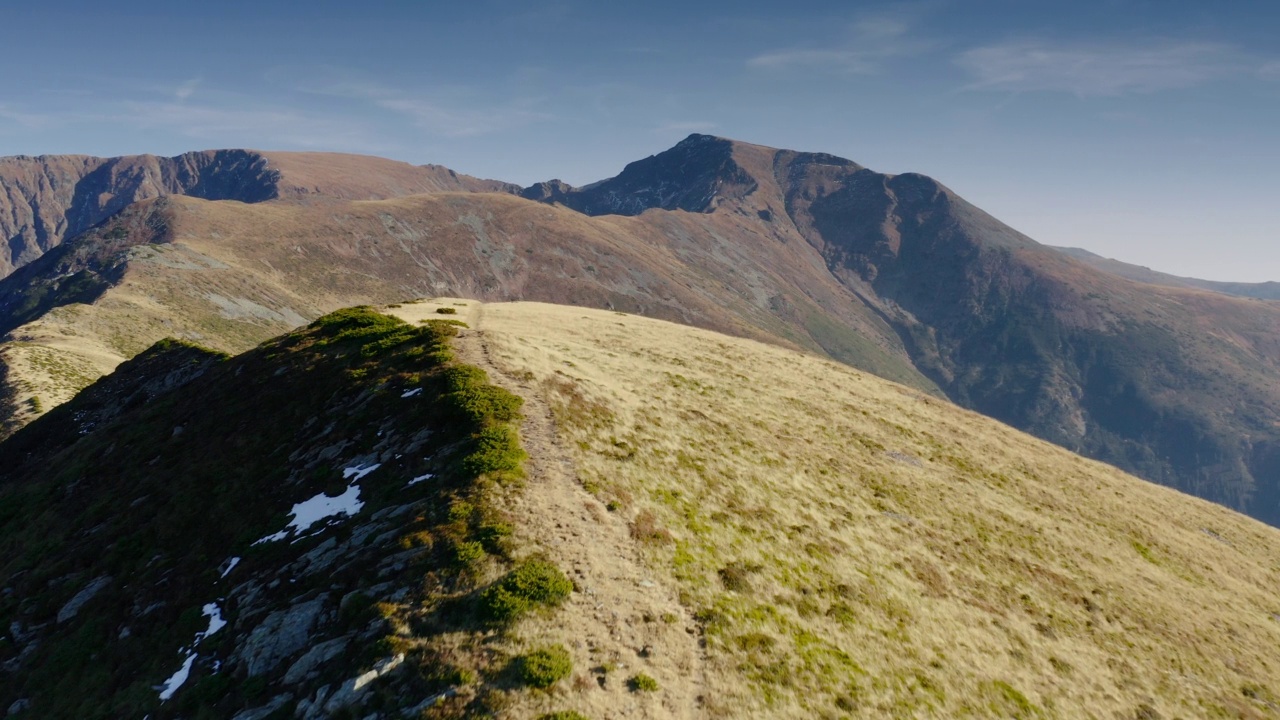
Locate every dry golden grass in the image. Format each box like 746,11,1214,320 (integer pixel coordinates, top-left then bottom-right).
392,299,1280,720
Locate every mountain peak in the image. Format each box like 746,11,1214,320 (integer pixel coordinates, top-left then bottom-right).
527,134,758,216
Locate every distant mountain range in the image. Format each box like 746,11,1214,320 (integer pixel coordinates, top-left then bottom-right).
1051,245,1280,300
2,135,1280,527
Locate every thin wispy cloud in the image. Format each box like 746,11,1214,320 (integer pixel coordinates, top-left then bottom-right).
373,96,551,138
747,9,934,74
278,67,552,138
955,40,1247,96
0,105,50,130
174,78,201,102
117,100,379,149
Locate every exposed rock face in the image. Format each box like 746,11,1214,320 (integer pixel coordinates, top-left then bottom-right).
0,151,519,279
542,134,759,216
236,595,331,677
0,151,279,276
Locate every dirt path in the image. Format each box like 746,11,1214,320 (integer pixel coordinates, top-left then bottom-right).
452,301,707,719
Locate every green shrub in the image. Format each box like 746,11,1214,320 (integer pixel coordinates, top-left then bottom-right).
462,425,527,479
517,645,572,688
479,559,572,623
478,585,528,623
436,307,458,314
448,384,523,425
628,673,659,692
538,711,589,720
452,540,487,570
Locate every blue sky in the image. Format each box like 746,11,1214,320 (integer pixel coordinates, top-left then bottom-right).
1,1,1277,281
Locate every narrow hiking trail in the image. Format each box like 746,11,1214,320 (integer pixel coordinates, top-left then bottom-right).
392,299,707,719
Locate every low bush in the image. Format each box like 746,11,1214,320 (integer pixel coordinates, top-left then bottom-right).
628,673,659,692
462,425,527,480
479,559,572,624
517,645,572,688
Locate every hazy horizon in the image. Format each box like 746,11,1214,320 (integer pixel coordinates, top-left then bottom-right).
1,0,1276,281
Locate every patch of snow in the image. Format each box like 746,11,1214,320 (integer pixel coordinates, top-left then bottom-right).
156,603,227,701
253,463,379,545
252,530,289,546
407,473,434,487
401,387,423,398
343,462,381,482
253,483,365,546
201,603,226,638
158,652,196,701
219,557,241,579
288,484,364,533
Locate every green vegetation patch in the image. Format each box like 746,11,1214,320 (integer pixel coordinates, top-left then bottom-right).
628,673,659,692
480,559,573,624
0,306,548,718
515,645,573,688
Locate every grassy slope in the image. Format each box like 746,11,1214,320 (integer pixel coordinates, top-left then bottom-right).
411,299,1280,720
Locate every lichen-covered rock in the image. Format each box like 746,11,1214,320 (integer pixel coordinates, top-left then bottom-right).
228,693,292,720
235,595,330,677
283,636,350,685
320,654,404,717
55,576,111,623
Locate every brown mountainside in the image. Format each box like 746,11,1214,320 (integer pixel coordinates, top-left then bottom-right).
0,150,516,277
3,135,1280,527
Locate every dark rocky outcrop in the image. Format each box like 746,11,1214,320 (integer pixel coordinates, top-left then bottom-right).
0,151,279,276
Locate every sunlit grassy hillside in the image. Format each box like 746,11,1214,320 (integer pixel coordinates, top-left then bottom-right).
392,299,1280,720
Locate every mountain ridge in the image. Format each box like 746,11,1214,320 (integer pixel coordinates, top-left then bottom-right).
3,135,1280,529
1052,245,1280,298
0,150,519,279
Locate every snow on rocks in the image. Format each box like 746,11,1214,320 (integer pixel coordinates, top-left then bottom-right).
201,603,227,637
219,557,241,579
401,387,423,398
158,652,196,701
157,603,227,701
407,473,434,487
253,463,379,545
343,462,381,482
